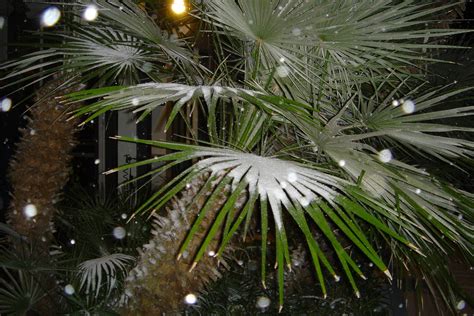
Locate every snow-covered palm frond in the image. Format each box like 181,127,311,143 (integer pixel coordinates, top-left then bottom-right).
77,253,135,298
0,0,195,94
87,0,192,63
107,137,421,307
202,0,468,92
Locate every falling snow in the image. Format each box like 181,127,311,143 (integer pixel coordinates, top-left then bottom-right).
41,6,61,27
378,149,392,163
94,159,100,165
23,204,37,218
1,98,12,112
0,17,4,30
83,5,99,21
402,99,415,114
64,284,75,295
457,300,466,310
338,160,346,167
184,293,197,304
113,226,127,239
256,296,271,309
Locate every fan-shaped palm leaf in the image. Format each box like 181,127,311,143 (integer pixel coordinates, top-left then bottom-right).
77,253,135,298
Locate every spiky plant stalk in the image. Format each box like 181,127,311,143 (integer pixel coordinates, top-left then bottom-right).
122,173,246,314
8,79,81,248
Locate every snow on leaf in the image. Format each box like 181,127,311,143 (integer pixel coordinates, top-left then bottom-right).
78,253,134,298
194,150,342,229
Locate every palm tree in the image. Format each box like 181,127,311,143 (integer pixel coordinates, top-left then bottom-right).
1,0,473,314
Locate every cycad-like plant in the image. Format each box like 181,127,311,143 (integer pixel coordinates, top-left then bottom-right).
2,0,473,314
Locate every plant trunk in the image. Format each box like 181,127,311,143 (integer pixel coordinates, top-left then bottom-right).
122,173,246,315
8,79,81,248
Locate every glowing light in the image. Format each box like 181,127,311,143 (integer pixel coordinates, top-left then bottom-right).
256,296,271,309
64,284,75,295
41,7,61,27
94,159,100,165
171,0,186,14
70,239,76,245
23,204,37,218
338,160,346,167
184,293,197,304
208,250,216,257
83,5,99,21
402,99,415,114
392,100,399,107
378,149,392,163
113,226,126,239
1,98,12,112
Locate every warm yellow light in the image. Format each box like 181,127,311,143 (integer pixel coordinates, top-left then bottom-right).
171,0,186,14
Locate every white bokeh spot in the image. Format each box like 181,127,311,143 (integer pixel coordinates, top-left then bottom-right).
256,296,271,309
64,284,75,295
83,5,99,21
1,98,12,112
456,300,466,310
23,204,38,218
41,7,61,27
113,226,126,239
184,293,197,304
378,149,392,163
402,99,415,114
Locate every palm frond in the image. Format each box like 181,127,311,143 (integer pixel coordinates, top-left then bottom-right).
202,0,470,93
78,253,135,298
0,268,44,315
